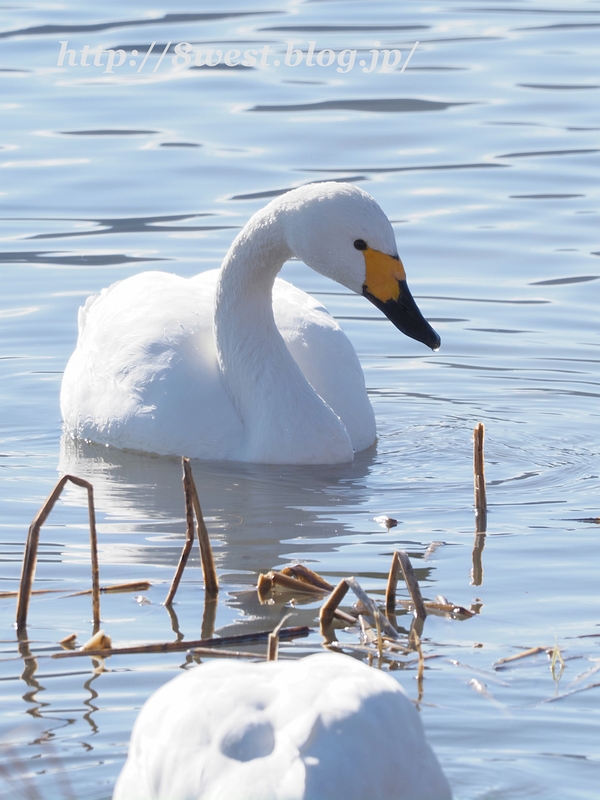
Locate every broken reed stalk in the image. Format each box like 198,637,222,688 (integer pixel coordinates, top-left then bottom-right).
385,551,401,616
164,461,196,606
258,570,330,598
390,551,427,621
68,581,151,597
184,457,218,597
164,458,219,606
493,646,549,666
267,613,291,662
15,474,101,634
2,581,151,600
319,579,349,630
280,565,334,592
473,422,487,533
344,577,399,640
51,625,310,659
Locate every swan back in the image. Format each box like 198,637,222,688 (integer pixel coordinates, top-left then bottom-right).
113,653,452,800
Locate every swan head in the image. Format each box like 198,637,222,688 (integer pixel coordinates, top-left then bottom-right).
279,182,440,351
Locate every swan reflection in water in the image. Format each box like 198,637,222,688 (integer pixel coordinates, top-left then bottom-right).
57,436,436,636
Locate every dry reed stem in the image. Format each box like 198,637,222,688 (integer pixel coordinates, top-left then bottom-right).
266,633,279,661
184,458,218,597
165,458,218,605
2,588,64,599
393,552,427,621
257,572,274,596
319,579,349,630
15,474,100,634
51,625,310,659
333,608,358,625
266,613,291,662
344,577,399,639
280,565,334,592
69,581,152,597
385,551,401,617
191,647,265,659
258,570,330,598
397,598,475,619
540,680,600,705
3,581,151,600
164,460,195,606
473,423,487,533
493,646,548,666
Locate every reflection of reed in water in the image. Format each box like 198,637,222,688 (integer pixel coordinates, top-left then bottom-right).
471,422,487,587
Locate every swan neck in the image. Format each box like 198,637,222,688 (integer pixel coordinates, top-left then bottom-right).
214,207,353,464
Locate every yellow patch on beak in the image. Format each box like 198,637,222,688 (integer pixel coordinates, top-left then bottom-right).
363,248,407,302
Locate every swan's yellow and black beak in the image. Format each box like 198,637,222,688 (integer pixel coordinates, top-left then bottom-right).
361,248,440,351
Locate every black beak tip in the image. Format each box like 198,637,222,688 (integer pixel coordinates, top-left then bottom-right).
363,283,441,352
428,331,441,352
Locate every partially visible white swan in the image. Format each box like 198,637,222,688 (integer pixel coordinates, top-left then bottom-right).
61,183,439,464
113,652,452,800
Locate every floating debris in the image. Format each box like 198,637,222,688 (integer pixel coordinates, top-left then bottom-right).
374,515,398,529
69,581,152,597
494,646,549,667
80,629,112,652
53,626,311,659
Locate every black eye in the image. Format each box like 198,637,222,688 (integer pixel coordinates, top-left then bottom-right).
353,239,367,251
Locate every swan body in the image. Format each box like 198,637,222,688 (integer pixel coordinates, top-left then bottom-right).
61,183,439,464
113,652,452,800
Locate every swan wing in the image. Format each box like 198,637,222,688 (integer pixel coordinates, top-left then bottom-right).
61,270,243,459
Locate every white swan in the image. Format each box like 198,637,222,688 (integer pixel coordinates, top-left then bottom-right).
113,652,452,800
61,183,439,464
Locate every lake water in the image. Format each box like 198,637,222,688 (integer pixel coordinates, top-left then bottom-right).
1,1,599,798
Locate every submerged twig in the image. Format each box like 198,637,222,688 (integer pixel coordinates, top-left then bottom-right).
51,626,310,659
539,681,600,704
69,581,151,597
494,646,549,667
409,626,425,703
15,474,101,634
191,647,266,660
397,596,475,620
